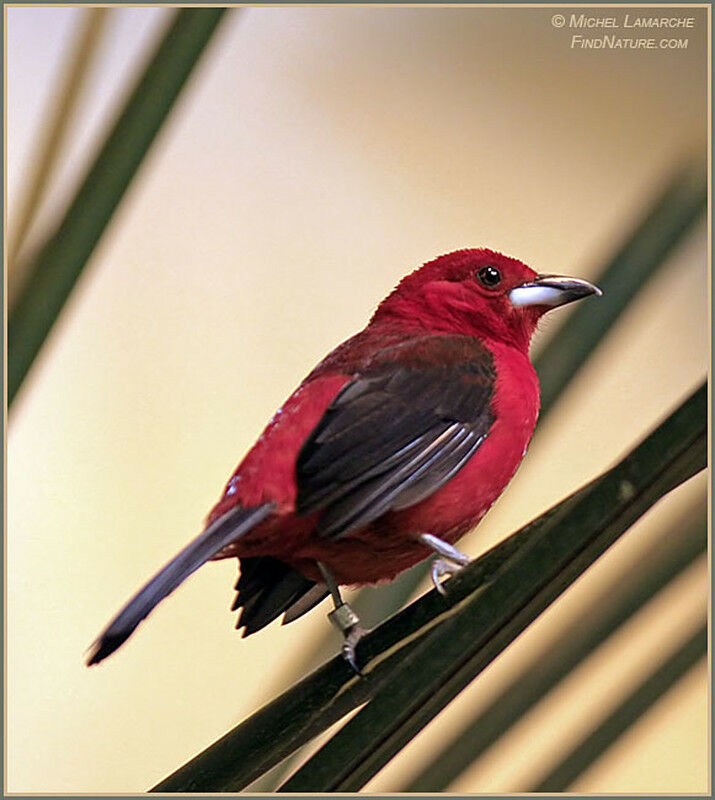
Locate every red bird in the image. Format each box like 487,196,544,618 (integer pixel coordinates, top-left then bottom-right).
88,249,600,670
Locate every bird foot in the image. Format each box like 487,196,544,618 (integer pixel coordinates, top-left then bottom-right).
342,623,368,676
419,533,471,595
430,557,468,595
318,561,368,675
328,601,367,675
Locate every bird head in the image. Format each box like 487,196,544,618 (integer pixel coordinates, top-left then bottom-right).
373,248,601,351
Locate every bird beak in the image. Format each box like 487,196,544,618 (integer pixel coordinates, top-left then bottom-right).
508,274,602,309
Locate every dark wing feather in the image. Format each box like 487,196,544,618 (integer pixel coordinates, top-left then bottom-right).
296,335,495,540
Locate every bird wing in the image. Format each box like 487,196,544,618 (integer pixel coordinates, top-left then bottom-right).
295,335,496,539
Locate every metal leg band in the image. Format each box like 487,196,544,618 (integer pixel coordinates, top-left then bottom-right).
328,602,361,633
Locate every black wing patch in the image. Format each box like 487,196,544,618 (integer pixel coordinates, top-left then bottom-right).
295,336,495,539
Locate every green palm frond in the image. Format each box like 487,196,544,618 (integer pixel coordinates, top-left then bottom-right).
403,500,706,792
8,8,228,407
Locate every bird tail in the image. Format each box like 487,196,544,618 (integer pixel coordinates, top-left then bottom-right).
232,556,329,636
86,503,274,665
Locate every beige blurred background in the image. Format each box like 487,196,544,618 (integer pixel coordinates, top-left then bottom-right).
7,5,708,794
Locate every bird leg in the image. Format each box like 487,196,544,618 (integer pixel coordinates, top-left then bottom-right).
317,561,366,675
419,533,471,595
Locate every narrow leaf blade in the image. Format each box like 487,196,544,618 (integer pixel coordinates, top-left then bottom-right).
8,8,228,406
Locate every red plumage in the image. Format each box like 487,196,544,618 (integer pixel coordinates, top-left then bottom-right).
88,248,600,665
207,249,542,583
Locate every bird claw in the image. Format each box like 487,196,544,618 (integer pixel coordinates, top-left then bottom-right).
419,534,471,595
430,557,467,595
342,624,368,676
327,600,367,675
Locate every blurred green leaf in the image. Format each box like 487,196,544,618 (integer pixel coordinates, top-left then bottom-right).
152,382,705,793
9,8,109,302
8,8,228,407
535,160,706,415
528,620,707,792
402,499,706,792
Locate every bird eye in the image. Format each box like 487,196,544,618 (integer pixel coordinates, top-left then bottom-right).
477,265,502,288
